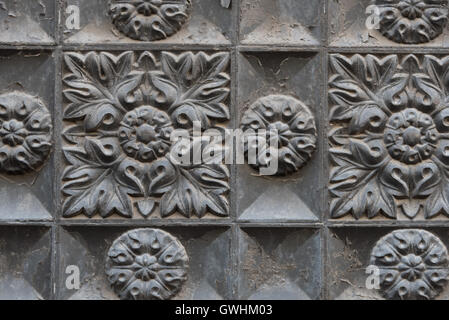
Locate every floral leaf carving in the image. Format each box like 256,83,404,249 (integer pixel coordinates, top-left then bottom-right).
63,52,140,124
159,164,230,218
161,52,230,128
329,53,449,220
62,140,145,218
330,141,396,219
62,51,230,219
329,54,399,121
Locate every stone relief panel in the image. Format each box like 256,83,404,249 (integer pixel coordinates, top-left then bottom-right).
237,228,322,300
62,51,230,219
237,52,323,222
370,229,449,300
63,0,235,45
57,226,232,300
328,227,449,300
329,54,449,220
105,228,189,300
0,51,55,221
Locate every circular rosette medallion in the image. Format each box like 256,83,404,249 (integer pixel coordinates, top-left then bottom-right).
109,0,192,41
118,106,174,163
373,0,449,44
240,95,317,176
0,92,52,175
370,229,449,300
105,228,188,300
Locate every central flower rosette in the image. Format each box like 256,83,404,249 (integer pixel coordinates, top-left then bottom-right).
383,109,439,165
118,106,174,163
373,0,449,44
370,229,449,300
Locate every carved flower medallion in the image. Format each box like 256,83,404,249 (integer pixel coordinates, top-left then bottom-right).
384,109,439,164
106,228,188,300
0,92,52,175
109,0,192,41
373,0,449,44
240,95,317,176
329,54,449,219
118,106,174,162
370,229,449,300
62,51,230,219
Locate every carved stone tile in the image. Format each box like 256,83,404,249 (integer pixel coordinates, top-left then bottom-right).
328,227,449,300
57,226,232,300
61,50,230,219
329,53,449,220
237,227,322,300
239,0,323,46
0,0,55,45
329,0,449,47
63,0,235,45
237,52,323,222
0,51,55,221
0,227,52,300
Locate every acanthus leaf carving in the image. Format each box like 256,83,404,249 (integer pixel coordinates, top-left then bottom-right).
62,51,230,219
329,54,449,220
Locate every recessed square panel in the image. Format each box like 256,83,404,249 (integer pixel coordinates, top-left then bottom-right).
240,0,322,46
0,0,55,45
237,227,322,300
58,226,233,300
328,227,449,300
329,0,449,47
0,226,52,300
237,51,323,222
0,51,55,221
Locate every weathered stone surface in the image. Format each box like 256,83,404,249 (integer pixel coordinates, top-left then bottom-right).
2,0,449,301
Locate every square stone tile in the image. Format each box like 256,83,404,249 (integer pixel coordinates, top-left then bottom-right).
0,0,55,45
329,0,449,47
57,226,233,300
236,51,323,222
0,50,55,221
240,0,323,46
0,226,52,300
237,227,322,300
62,0,235,45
